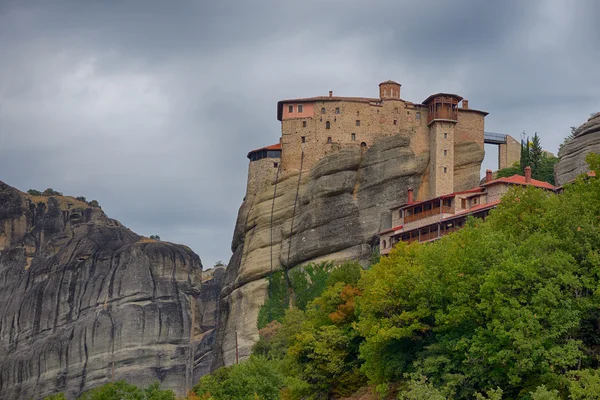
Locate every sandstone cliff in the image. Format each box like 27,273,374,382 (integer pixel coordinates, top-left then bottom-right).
213,133,484,368
0,181,219,399
555,112,600,185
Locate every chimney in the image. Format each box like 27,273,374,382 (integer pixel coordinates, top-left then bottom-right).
407,187,414,203
462,99,469,109
485,169,493,183
524,166,532,183
328,90,333,98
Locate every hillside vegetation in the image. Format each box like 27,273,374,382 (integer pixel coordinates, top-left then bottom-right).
47,154,600,399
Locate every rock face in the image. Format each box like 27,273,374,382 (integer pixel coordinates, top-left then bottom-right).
212,132,484,368
555,112,600,185
0,181,219,399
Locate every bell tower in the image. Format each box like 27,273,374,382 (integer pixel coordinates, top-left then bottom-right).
379,80,401,99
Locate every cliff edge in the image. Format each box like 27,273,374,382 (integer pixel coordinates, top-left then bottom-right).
0,181,219,399
212,132,484,368
555,112,600,185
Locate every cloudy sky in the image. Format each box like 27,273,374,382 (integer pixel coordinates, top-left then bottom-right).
1,0,599,268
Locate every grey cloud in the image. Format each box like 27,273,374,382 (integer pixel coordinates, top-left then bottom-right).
1,0,599,267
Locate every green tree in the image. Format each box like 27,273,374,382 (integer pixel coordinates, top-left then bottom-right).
149,235,161,241
87,199,101,208
529,132,544,171
194,356,285,400
27,189,42,196
356,156,600,398
78,381,145,400
44,394,68,400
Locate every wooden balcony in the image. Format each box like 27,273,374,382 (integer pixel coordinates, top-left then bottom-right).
427,109,458,124
404,205,454,224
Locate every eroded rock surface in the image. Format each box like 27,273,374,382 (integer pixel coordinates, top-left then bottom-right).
555,112,600,185
0,181,218,399
213,132,484,368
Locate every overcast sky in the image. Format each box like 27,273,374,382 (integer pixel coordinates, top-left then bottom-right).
1,0,599,268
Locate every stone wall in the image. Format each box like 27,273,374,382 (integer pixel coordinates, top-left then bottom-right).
499,135,521,170
246,157,280,197
280,98,429,174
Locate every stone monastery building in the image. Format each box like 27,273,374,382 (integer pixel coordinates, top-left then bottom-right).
379,167,556,254
247,80,494,200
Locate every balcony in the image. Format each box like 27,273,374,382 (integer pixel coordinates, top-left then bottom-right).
404,204,453,224
425,94,461,125
427,108,458,124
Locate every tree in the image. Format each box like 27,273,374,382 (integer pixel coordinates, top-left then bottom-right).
193,356,286,400
42,188,63,196
529,132,544,171
149,235,161,241
27,189,42,196
87,200,100,208
76,196,87,202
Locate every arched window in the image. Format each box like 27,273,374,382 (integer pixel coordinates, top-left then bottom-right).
321,107,326,114
360,142,367,148
326,121,331,129
327,137,332,144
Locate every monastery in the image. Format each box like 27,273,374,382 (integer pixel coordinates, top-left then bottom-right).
245,80,527,253
379,166,556,254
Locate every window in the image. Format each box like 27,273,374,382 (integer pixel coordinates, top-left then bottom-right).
444,149,447,156
383,240,387,249
443,132,448,139
335,107,340,114
301,136,306,143
394,107,399,113
393,120,398,125
416,112,421,120
351,133,356,141
443,167,447,173
326,121,331,129
407,111,410,115
444,199,452,207
302,121,307,128
273,162,278,168
288,105,293,113
356,120,360,126
473,197,478,205
327,137,332,144
298,104,303,113
321,107,326,114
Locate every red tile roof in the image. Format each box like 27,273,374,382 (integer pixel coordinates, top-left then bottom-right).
446,200,501,218
393,187,485,210
247,143,281,158
379,224,403,235
484,174,555,190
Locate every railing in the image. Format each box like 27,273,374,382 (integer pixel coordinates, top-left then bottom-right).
404,206,441,223
441,206,453,214
484,132,508,145
427,109,458,124
419,230,439,242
